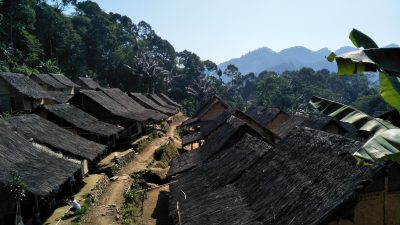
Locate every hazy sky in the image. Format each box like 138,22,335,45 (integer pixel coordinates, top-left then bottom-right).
90,0,399,64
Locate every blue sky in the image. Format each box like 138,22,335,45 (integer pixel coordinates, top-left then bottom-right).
90,0,399,64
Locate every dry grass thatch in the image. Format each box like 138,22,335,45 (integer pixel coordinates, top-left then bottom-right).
71,90,150,122
42,103,124,137
158,93,181,107
0,72,54,100
169,114,278,178
47,91,71,103
245,106,284,126
7,114,107,161
34,74,67,89
0,119,80,196
148,94,178,111
129,92,176,115
169,127,383,225
50,73,80,88
77,77,103,90
101,88,167,121
181,109,280,147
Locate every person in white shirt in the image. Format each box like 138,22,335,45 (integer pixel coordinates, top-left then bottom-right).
69,197,81,213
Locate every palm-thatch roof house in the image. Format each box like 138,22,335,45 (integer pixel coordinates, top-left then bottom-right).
245,106,289,130
49,73,80,95
69,90,151,141
274,113,356,139
101,88,167,122
181,95,230,129
30,73,67,91
129,92,177,115
34,103,124,146
0,119,81,224
168,113,279,178
169,126,400,225
181,109,280,149
157,93,181,108
75,77,103,90
148,93,178,111
6,114,107,175
0,72,56,113
30,74,72,103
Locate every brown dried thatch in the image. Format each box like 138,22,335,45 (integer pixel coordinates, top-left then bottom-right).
50,74,80,88
76,77,103,90
7,114,107,161
181,109,280,147
33,74,67,89
169,127,383,225
169,113,279,178
245,106,287,127
0,119,80,196
47,91,71,103
69,90,150,123
39,103,124,137
101,88,167,121
148,94,178,111
0,72,54,100
129,92,176,115
158,93,181,107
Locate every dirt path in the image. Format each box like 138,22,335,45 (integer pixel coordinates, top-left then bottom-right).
140,118,183,225
84,119,181,225
141,185,172,225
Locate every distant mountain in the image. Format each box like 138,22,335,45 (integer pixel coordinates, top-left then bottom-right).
219,44,399,75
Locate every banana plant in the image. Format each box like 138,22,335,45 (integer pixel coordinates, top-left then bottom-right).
327,29,400,109
310,96,400,165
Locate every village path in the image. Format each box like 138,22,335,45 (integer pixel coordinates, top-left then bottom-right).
84,117,182,225
140,121,183,225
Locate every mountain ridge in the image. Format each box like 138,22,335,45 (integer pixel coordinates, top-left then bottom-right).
219,44,399,74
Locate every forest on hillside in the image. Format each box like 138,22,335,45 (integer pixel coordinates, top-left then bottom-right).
0,0,389,115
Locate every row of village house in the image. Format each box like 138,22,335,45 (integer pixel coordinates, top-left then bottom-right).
0,72,181,224
170,96,400,225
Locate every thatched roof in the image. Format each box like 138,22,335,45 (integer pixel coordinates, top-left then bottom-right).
101,88,167,121
34,74,67,89
40,103,124,137
273,113,357,139
181,95,229,127
169,127,383,225
50,74,80,88
181,109,280,147
158,93,181,107
148,94,178,111
76,77,103,90
7,114,107,161
0,72,54,100
47,91,71,103
129,92,176,115
245,106,287,126
0,120,80,196
70,90,150,122
274,115,305,138
169,114,279,178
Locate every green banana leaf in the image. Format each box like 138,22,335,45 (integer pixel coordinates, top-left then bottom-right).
355,129,400,164
331,48,400,76
310,96,400,165
380,72,400,110
310,96,396,134
349,28,378,49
